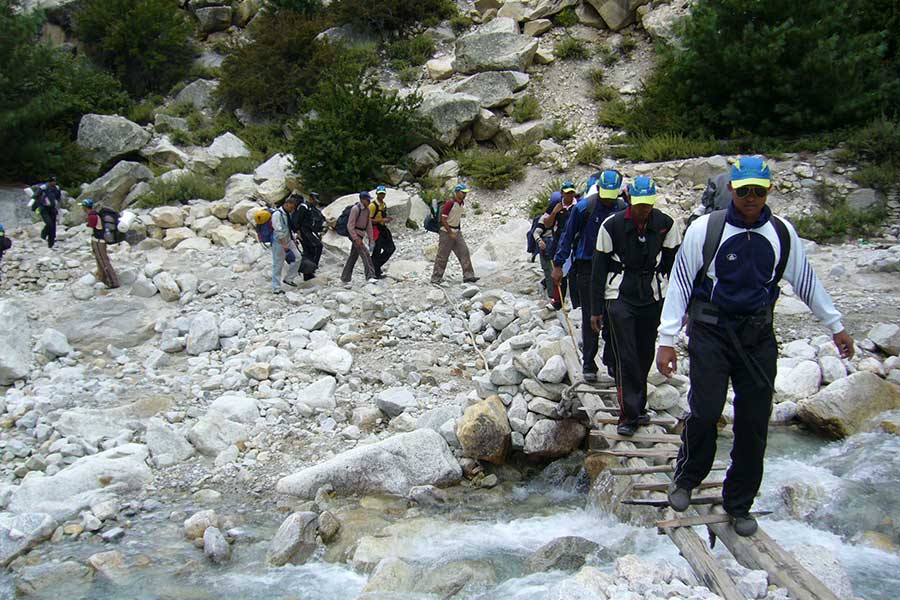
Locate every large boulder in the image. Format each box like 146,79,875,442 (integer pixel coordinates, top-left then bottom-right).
472,218,533,274
524,419,586,458
586,0,650,31
0,300,33,385
276,429,462,498
150,206,184,229
418,92,482,146
140,135,189,167
195,6,232,33
456,396,511,464
797,372,900,438
55,297,158,351
868,323,900,356
175,78,219,111
847,188,885,212
78,161,154,211
322,188,412,225
7,444,152,521
446,71,530,109
206,132,251,159
76,114,150,167
254,153,294,204
407,145,440,175
453,31,538,74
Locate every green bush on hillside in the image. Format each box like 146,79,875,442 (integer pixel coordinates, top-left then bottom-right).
621,0,900,137
387,34,436,67
266,0,323,16
554,37,589,60
329,0,456,35
74,0,194,97
291,75,428,194
511,95,542,123
0,1,129,182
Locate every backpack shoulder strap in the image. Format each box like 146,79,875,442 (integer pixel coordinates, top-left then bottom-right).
585,195,598,221
770,215,791,284
698,210,727,285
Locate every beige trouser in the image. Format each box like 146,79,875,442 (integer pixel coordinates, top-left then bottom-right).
431,229,475,283
91,238,119,289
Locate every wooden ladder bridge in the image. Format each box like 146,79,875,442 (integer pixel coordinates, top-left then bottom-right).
557,340,839,600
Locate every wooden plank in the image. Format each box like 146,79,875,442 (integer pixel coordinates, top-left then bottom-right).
697,506,841,600
571,385,618,395
607,463,726,476
622,495,723,508
657,511,773,530
665,524,745,600
592,431,683,444
633,480,723,492
594,415,679,428
592,448,679,459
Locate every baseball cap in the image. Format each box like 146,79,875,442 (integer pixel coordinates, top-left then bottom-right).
80,198,94,208
730,157,771,189
628,177,657,205
310,192,320,198
454,184,470,193
359,191,372,200
375,185,387,195
0,224,4,235
597,170,623,199
561,180,577,193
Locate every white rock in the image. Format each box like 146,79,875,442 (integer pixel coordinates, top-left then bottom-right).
187,412,250,456
145,417,194,466
204,527,231,564
868,322,900,356
186,311,219,355
152,271,181,302
149,206,184,229
648,383,680,410
36,329,72,358
376,387,418,418
209,394,259,424
307,344,353,375
267,512,318,566
737,570,768,599
295,376,337,410
206,132,251,159
130,275,158,298
782,340,817,360
776,360,821,398
537,355,567,383
818,356,847,384
0,300,33,384
184,509,219,540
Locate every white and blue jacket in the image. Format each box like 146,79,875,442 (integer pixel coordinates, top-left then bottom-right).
659,204,844,347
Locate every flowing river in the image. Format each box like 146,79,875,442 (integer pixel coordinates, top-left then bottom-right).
1,425,897,599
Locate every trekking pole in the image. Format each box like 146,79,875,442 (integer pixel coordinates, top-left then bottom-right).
557,283,582,361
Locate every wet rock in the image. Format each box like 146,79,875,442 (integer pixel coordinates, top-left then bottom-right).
316,511,341,542
524,419,586,459
525,536,599,573
87,550,127,584
0,300,34,384
414,559,498,597
798,372,900,438
376,387,418,418
184,509,219,540
793,544,856,599
456,396,511,464
0,512,56,567
8,444,151,522
267,511,318,566
363,557,416,593
203,527,231,563
276,430,462,498
15,560,93,599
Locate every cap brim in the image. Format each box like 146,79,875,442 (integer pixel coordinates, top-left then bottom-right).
731,178,770,189
598,188,619,199
630,195,657,205
561,188,576,193
457,187,470,193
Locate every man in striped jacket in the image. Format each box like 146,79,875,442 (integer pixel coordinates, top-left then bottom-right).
657,157,854,536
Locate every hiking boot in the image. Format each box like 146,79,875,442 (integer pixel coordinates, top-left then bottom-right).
430,278,442,285
283,279,298,287
583,371,598,383
667,482,692,512
617,423,637,437
272,288,284,295
545,300,561,311
463,276,480,283
637,413,652,426
731,514,758,537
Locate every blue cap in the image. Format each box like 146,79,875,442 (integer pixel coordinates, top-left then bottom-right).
80,199,94,208
730,157,771,189
597,170,623,199
561,180,576,193
628,177,657,205
454,184,470,193
0,224,4,234
375,185,387,194
359,191,372,200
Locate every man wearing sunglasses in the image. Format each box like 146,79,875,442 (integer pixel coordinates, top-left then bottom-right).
656,157,854,537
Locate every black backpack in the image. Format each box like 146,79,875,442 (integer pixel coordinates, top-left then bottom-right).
98,208,125,244
423,204,441,233
335,205,354,237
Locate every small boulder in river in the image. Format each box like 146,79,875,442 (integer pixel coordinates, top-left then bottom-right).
525,536,600,573
524,419,586,459
797,371,900,438
268,512,318,566
275,429,462,499
455,396,511,464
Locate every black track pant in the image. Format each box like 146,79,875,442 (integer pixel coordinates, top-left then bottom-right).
298,233,323,281
39,208,57,248
572,260,599,374
372,225,395,275
604,298,661,425
674,320,777,516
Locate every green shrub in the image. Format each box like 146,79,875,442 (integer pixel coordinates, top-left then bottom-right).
575,140,604,165
512,94,542,123
554,36,589,60
547,120,573,141
387,34,435,66
607,134,726,162
74,0,194,97
592,84,619,102
398,65,419,84
621,0,900,138
794,200,887,242
291,75,428,194
596,98,630,129
329,0,456,35
852,164,897,191
553,7,578,27
456,148,525,190
127,96,162,125
449,14,473,34
587,66,604,86
618,36,638,57
138,173,226,208
596,43,618,66
0,2,129,182
266,0,323,16
527,177,583,217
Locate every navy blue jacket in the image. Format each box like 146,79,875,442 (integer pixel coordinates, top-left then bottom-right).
553,197,623,266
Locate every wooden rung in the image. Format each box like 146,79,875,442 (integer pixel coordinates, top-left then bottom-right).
633,480,724,492
580,405,620,414
591,431,683,444
622,495,723,508
592,448,679,459
606,463,726,476
594,416,678,428
656,511,773,530
571,385,618,394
